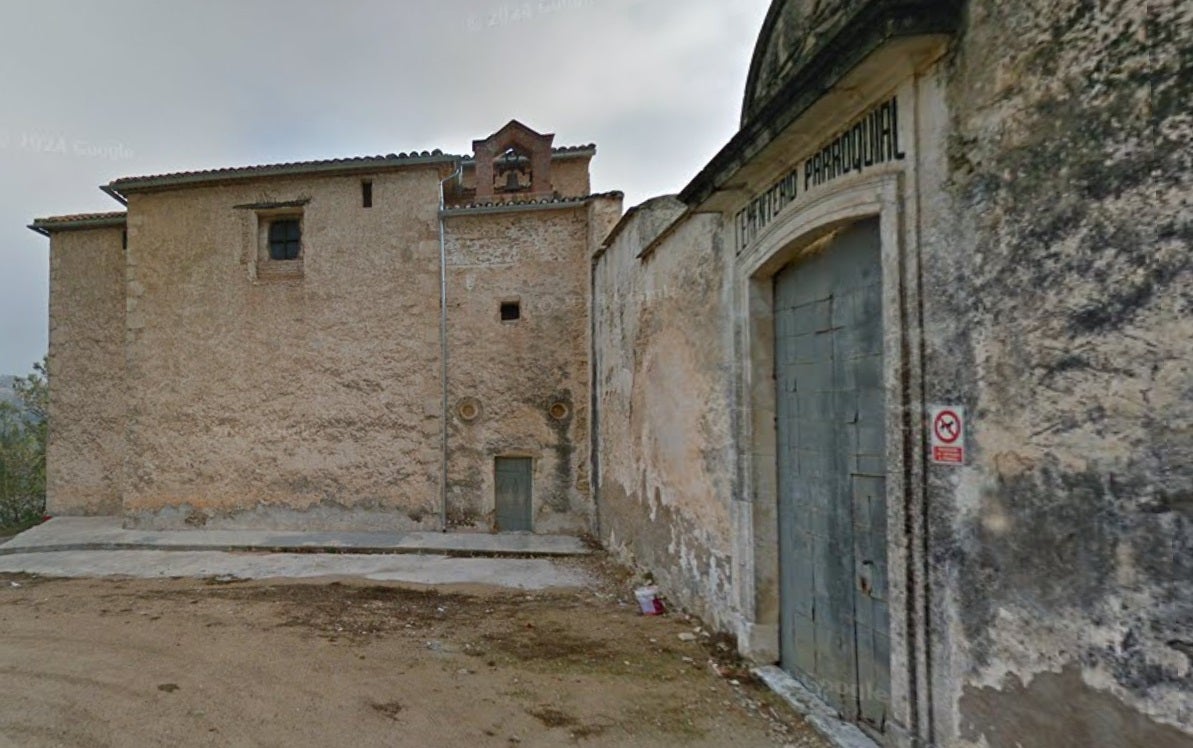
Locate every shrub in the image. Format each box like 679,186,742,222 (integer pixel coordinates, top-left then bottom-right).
0,358,46,530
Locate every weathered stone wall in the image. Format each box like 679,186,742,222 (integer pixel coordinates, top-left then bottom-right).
122,168,447,530
595,0,1190,743
443,196,620,533
927,0,1193,744
593,198,740,630
46,226,126,516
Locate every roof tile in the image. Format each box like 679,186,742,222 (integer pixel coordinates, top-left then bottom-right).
108,144,596,193
445,191,623,212
109,150,461,191
32,211,128,224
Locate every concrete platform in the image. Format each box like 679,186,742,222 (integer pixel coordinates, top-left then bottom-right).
0,549,591,589
0,518,597,590
0,517,594,558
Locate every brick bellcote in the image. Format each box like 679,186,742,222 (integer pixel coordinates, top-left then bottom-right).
472,120,556,201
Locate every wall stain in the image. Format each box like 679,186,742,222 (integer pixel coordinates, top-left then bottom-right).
960,665,1193,748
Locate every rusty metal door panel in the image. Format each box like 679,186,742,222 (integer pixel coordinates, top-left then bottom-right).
495,457,533,532
774,218,888,729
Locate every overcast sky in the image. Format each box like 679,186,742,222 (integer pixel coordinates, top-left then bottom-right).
0,0,770,375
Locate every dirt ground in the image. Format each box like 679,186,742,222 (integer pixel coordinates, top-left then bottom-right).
0,557,828,747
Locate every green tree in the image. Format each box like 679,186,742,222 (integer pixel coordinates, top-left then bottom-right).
0,357,47,530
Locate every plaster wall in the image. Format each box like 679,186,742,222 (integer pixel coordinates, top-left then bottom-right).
593,199,739,630
46,227,126,516
122,168,447,530
925,0,1193,744
549,157,592,198
443,196,620,534
595,0,1191,743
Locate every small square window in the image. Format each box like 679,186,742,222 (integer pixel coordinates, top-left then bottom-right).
250,206,305,282
500,301,521,321
268,219,301,260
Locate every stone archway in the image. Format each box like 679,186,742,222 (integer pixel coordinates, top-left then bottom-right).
730,173,929,744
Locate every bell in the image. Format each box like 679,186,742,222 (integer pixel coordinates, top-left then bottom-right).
505,170,522,190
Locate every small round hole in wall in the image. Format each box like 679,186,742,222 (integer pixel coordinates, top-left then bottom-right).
549,402,569,420
456,398,482,422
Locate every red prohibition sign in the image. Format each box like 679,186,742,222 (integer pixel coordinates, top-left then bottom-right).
934,410,962,444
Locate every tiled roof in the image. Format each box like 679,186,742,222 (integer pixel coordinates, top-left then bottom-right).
444,191,623,214
28,211,127,235
33,211,128,224
107,150,463,195
458,144,596,166
106,144,596,196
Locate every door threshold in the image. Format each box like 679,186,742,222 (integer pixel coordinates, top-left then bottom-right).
753,666,879,748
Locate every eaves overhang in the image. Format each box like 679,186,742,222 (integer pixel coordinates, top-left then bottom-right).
28,211,127,237
104,151,464,202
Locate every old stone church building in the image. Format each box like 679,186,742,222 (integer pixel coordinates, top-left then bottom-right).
30,0,1190,746
33,120,621,535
